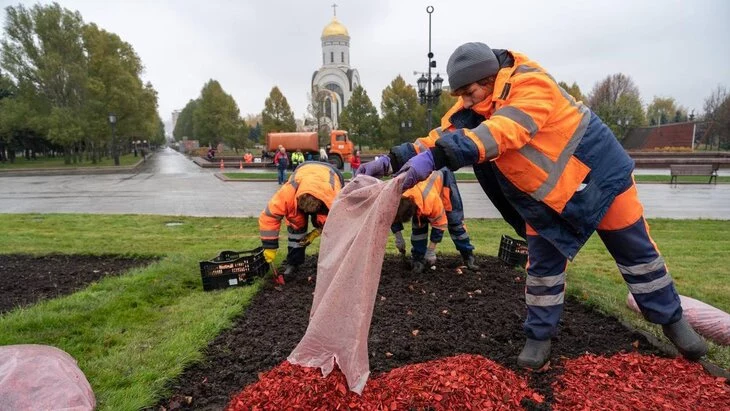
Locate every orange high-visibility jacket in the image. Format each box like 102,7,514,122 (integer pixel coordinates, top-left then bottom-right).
405,51,595,214
259,162,344,249
392,50,635,259
403,170,449,232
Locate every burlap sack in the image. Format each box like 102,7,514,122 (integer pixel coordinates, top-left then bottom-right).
0,344,95,410
288,175,404,394
628,293,730,345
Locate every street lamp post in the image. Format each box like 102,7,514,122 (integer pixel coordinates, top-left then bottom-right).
400,119,413,137
108,113,119,166
617,117,633,140
416,6,444,131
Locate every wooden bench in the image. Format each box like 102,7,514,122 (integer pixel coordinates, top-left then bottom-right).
669,164,718,184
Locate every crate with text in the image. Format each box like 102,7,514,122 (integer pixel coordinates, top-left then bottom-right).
199,248,267,291
498,235,528,268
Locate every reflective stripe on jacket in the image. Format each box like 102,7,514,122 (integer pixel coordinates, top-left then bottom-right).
259,161,344,249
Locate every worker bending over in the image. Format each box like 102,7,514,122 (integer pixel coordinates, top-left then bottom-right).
360,42,708,369
259,161,344,276
392,167,478,273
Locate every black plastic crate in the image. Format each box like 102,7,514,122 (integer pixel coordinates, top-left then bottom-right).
498,235,528,268
199,247,268,291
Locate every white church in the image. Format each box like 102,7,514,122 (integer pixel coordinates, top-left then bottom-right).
311,7,361,130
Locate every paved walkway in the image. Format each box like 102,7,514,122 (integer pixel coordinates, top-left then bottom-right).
1,147,728,219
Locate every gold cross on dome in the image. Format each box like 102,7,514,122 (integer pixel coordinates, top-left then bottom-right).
331,3,337,16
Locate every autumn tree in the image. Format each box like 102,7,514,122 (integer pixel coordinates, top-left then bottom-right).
173,99,197,140
261,86,296,141
0,70,18,161
379,75,426,149
558,81,585,102
339,85,380,149
83,22,162,163
432,92,457,129
647,96,686,125
193,79,245,150
587,73,646,140
1,3,161,165
1,3,88,162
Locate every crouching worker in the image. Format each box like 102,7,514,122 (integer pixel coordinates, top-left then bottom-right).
259,162,344,277
392,168,478,273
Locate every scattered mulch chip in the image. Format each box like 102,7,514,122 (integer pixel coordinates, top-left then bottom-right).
226,354,538,410
552,352,730,410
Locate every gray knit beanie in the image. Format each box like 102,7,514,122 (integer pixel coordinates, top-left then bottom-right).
447,42,499,91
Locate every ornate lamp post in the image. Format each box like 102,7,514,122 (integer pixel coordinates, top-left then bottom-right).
400,119,413,138
416,6,444,131
617,117,631,140
108,113,119,166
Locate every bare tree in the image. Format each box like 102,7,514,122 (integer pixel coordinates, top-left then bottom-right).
588,73,640,108
587,73,645,140
702,85,730,150
306,85,331,146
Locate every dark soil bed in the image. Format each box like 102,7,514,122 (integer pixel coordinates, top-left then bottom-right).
155,254,662,411
0,254,155,314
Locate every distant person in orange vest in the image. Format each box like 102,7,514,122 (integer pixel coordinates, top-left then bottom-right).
243,152,253,163
392,168,477,273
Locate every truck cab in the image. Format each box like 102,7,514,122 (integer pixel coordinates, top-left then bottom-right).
326,130,354,170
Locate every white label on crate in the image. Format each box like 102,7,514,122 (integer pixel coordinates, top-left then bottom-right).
228,278,239,286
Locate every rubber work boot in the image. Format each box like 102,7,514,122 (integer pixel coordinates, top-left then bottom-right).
662,317,708,360
283,264,298,277
517,338,551,369
464,254,479,270
411,260,426,274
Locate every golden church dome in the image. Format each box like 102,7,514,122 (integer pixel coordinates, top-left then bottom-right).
321,17,349,37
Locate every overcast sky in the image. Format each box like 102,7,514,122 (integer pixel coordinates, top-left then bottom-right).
2,0,729,134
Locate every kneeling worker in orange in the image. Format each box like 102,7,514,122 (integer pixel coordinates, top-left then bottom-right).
392,167,478,273
259,162,344,276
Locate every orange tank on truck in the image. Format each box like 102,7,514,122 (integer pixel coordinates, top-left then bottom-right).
265,130,354,169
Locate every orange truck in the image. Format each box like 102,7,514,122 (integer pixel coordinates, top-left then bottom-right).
266,130,354,169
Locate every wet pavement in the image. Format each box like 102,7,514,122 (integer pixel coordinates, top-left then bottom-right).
1,147,728,219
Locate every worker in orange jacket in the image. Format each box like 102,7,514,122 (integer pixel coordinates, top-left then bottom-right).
392,168,477,273
259,162,344,276
360,42,707,369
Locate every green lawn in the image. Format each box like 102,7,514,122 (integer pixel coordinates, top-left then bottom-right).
0,214,727,409
0,154,141,169
223,171,729,184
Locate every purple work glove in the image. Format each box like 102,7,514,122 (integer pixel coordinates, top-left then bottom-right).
357,155,391,178
394,150,435,190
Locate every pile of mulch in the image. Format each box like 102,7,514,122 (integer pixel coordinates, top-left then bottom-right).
226,352,730,410
552,352,730,410
0,254,155,314
227,354,541,410
155,254,669,410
